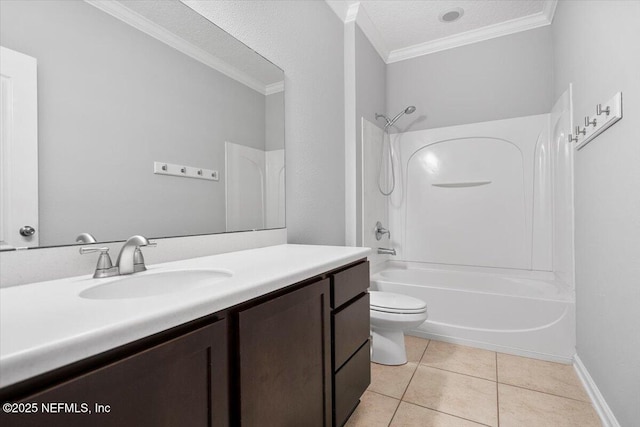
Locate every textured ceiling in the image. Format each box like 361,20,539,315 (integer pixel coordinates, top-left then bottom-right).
117,0,283,85
360,0,544,51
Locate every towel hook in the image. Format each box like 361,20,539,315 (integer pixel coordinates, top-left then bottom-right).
585,116,597,127
596,104,610,116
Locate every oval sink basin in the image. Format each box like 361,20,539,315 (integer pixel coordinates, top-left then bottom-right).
79,269,233,300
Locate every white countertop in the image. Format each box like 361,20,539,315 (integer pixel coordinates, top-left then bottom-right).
0,244,370,388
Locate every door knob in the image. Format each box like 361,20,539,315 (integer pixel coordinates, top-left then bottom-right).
19,226,36,237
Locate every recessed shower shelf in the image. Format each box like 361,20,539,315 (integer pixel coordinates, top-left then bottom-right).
153,161,219,181
432,181,492,188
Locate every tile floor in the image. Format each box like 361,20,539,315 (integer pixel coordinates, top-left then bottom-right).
346,337,601,427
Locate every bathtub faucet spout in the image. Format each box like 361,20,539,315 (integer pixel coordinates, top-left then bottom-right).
378,247,396,256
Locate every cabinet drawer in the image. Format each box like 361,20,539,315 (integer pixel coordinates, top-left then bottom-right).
334,341,370,427
331,261,369,308
333,293,370,370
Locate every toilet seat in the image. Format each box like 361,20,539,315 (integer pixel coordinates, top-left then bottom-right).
370,291,427,314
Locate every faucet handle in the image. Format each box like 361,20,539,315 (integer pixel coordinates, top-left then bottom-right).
375,221,391,241
80,247,117,278
80,247,112,267
79,246,108,253
133,243,155,273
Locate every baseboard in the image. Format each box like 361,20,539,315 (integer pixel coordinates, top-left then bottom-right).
573,355,621,427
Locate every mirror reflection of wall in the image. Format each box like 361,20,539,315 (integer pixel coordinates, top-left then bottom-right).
225,142,284,233
0,0,284,250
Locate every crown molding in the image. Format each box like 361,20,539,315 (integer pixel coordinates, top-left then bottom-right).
387,4,556,63
325,0,352,22
326,1,389,62
344,1,360,23
542,0,558,23
354,3,390,62
265,81,284,95
84,0,275,95
328,0,559,64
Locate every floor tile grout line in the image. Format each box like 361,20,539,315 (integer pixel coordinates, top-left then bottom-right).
367,389,403,401
386,395,401,427
399,399,493,427
417,363,497,383
387,339,431,426
401,339,429,400
414,338,430,365
388,341,425,425
498,382,594,404
385,398,401,427
496,351,574,367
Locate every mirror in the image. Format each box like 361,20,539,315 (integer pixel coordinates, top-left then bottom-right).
0,0,285,251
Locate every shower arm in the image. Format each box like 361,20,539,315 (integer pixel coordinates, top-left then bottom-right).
375,113,391,127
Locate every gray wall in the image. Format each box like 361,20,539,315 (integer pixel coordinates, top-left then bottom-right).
265,91,285,151
355,25,386,246
355,26,386,136
386,26,554,132
552,2,640,425
1,0,266,246
185,0,345,245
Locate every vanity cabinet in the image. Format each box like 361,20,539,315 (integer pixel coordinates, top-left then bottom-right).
0,258,370,427
233,260,370,427
1,318,229,427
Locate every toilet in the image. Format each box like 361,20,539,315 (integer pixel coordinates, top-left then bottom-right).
370,291,428,365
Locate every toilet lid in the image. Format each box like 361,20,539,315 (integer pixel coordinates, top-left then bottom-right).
370,291,427,314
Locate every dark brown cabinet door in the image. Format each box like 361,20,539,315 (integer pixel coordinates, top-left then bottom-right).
237,278,332,427
2,319,228,427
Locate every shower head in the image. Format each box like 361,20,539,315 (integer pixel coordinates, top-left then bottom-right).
387,105,416,128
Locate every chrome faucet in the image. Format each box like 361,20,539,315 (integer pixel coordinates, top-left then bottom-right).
81,235,155,278
116,235,156,275
76,233,97,244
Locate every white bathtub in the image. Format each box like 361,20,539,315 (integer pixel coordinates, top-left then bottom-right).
371,262,575,362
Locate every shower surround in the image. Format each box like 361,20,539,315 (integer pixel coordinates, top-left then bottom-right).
362,89,575,361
